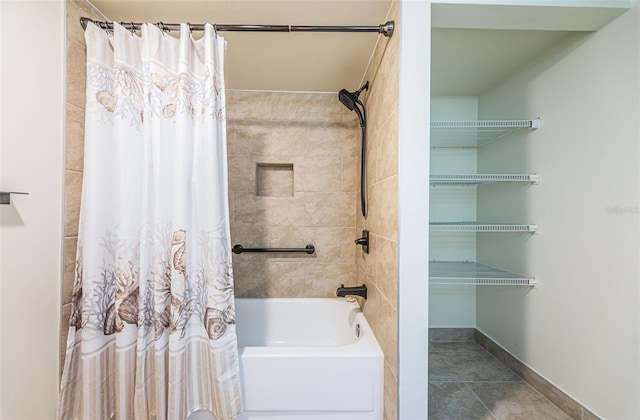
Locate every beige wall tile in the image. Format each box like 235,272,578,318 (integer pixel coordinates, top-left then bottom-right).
306,124,357,158
263,262,311,297
384,361,398,420
234,192,306,227
236,123,307,157
341,156,358,193
66,37,86,109
361,34,387,98
230,222,269,251
363,280,398,378
228,91,360,299
355,5,400,412
365,121,379,191
368,175,398,240
226,121,236,156
66,103,85,172
64,170,83,237
357,268,366,286
356,195,366,231
377,111,399,181
63,237,78,305
380,176,399,241
66,0,105,45
376,236,397,309
226,91,274,121
297,157,341,192
228,155,257,193
340,228,358,262
233,261,310,297
232,260,269,297
305,192,355,227
233,256,355,298
369,40,399,130
271,92,344,124
583,409,600,420
306,263,357,296
388,0,399,22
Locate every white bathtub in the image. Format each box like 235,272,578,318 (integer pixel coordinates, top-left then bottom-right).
236,298,384,419
189,298,384,420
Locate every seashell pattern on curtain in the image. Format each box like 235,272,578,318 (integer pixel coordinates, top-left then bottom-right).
58,21,241,420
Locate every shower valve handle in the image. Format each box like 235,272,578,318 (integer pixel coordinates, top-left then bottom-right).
354,230,369,254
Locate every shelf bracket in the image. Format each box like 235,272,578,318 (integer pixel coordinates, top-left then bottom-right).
0,191,29,205
531,117,541,129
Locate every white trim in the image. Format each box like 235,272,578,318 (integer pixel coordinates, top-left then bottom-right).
397,0,430,418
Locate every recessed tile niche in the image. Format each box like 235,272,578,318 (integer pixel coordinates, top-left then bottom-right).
256,163,294,197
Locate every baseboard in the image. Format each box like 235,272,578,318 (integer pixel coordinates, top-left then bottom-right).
473,329,600,420
429,327,475,342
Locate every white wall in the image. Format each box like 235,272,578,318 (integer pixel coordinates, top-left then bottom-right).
0,1,65,418
398,1,430,418
429,96,478,327
477,3,640,418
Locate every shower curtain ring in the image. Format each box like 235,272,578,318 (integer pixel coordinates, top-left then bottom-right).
187,22,193,34
157,22,167,35
129,22,135,36
101,21,113,35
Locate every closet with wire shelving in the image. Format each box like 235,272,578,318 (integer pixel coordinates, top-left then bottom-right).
426,2,640,417
429,119,540,290
428,101,541,326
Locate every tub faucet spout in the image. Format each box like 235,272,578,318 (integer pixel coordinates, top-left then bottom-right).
336,284,367,300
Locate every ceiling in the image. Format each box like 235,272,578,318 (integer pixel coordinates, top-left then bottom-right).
88,1,622,95
431,28,571,95
88,0,393,92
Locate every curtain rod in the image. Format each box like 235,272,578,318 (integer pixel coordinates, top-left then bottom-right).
80,17,395,37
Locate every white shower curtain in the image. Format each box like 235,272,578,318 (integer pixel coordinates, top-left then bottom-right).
58,22,241,420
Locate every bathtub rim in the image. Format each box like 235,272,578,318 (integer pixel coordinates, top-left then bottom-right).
234,297,384,356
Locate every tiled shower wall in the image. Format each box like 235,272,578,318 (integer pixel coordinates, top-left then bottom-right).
357,1,400,419
226,91,358,297
61,0,105,369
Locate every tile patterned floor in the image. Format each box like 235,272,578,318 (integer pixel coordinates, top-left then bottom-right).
428,341,572,420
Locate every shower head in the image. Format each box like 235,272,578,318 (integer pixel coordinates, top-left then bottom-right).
338,81,369,112
339,81,369,127
338,90,359,111
338,82,369,218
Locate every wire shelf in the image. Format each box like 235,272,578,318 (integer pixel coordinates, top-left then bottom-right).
429,261,536,287
431,118,540,148
430,222,538,233
430,174,539,185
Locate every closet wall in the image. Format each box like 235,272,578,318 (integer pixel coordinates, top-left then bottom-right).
476,4,640,418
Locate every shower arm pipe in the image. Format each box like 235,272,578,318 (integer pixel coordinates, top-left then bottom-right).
80,17,395,37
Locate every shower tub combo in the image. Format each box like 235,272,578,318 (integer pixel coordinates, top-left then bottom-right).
190,298,384,420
